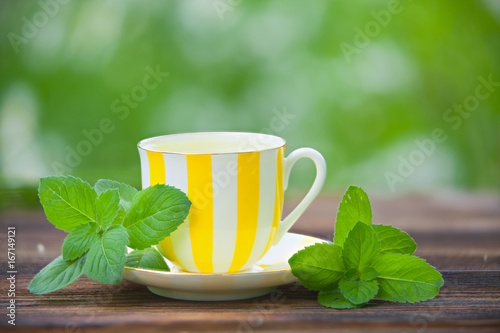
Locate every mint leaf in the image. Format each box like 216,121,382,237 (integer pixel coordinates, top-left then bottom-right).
126,248,170,272
344,267,378,282
372,225,417,255
339,278,378,305
84,225,129,284
39,176,97,232
95,189,120,229
29,255,85,294
374,254,444,303
123,184,191,250
318,290,363,309
342,222,380,272
111,207,126,226
95,179,138,211
334,186,372,248
289,243,344,291
62,222,99,260
360,267,379,281
95,180,137,226
343,268,359,281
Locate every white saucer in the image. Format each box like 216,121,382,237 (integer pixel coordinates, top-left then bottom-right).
122,232,327,301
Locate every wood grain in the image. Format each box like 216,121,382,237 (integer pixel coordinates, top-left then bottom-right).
1,193,500,332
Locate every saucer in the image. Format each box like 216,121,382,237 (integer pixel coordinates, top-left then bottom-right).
122,232,327,301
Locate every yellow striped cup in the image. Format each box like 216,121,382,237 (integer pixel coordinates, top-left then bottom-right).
138,132,326,273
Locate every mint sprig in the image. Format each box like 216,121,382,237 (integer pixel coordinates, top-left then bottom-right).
289,186,443,309
29,176,191,294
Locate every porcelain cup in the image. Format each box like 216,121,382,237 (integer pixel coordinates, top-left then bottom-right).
138,132,326,273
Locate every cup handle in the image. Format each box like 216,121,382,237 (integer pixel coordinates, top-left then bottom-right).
273,148,327,245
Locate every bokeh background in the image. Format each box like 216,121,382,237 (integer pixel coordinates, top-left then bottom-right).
1,0,499,209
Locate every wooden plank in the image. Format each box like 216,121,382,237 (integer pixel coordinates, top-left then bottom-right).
1,193,499,332
0,272,499,332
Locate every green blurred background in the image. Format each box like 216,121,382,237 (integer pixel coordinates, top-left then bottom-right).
1,0,499,209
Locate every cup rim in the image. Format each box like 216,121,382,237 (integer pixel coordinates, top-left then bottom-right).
137,131,287,155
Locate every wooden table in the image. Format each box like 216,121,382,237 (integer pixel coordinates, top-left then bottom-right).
1,193,500,332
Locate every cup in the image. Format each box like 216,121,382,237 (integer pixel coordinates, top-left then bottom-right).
137,132,326,273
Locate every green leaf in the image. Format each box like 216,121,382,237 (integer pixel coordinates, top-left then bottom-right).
111,207,126,226
372,224,417,255
318,290,363,309
342,222,380,272
62,222,99,260
123,184,191,250
126,248,170,272
29,255,85,294
95,189,120,229
334,186,372,248
289,243,345,291
83,225,129,284
374,254,444,303
339,278,378,305
38,176,97,232
360,267,379,281
343,268,359,281
95,179,138,211
95,180,137,226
